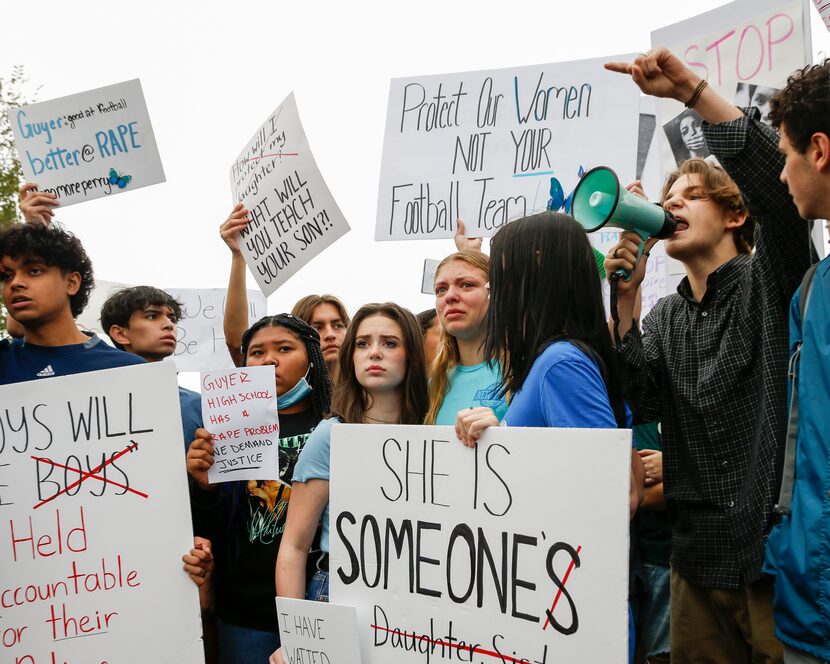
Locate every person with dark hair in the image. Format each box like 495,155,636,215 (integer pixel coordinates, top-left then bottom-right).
604,49,816,662
185,313,331,663
416,308,440,367
453,213,644,664
425,250,507,425
761,59,830,664
100,286,203,452
270,303,427,664
455,213,640,487
291,294,350,384
0,222,144,383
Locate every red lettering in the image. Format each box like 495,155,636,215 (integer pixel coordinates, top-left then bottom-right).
737,25,764,80
767,13,794,72
705,30,736,86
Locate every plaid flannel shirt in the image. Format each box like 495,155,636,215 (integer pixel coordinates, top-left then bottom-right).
620,109,816,588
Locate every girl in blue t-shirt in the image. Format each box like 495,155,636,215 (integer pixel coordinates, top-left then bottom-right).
271,303,428,663
452,213,645,664
425,250,508,425
453,214,644,511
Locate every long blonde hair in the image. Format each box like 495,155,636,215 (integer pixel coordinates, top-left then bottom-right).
424,250,490,424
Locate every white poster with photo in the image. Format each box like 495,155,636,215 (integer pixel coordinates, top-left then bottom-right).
0,362,203,663
202,365,279,483
10,79,166,206
375,55,640,241
330,424,632,664
167,288,267,372
276,597,363,664
652,0,811,170
230,92,351,297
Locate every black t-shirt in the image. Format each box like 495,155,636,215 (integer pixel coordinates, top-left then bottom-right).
192,408,321,632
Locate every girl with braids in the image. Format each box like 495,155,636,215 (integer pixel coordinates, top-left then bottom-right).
425,250,508,425
269,303,427,664
186,314,331,663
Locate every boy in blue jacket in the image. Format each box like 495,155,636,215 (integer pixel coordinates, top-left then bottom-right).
763,59,830,664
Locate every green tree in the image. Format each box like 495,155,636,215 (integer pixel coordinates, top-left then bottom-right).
0,66,39,337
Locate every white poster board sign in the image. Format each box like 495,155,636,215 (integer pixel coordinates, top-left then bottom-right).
375,56,640,241
230,92,351,297
420,259,441,295
652,0,810,173
202,365,279,483
168,288,267,372
10,79,165,206
330,424,632,664
276,597,363,663
0,362,203,663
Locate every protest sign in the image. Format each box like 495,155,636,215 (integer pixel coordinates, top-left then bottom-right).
0,362,203,663
421,259,441,295
375,56,640,241
276,597,363,664
10,79,165,206
230,93,351,297
652,0,811,171
330,424,632,663
168,288,267,372
202,365,279,483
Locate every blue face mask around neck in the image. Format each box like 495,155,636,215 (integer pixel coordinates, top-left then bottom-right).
277,365,313,409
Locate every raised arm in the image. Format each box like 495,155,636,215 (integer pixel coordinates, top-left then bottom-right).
221,204,251,367
605,48,743,124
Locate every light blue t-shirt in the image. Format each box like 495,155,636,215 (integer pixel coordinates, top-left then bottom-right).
504,341,617,428
434,361,508,425
292,417,339,553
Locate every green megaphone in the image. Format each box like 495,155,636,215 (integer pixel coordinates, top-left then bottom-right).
571,166,677,281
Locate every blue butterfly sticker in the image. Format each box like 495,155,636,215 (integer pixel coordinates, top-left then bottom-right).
546,166,585,214
108,168,132,189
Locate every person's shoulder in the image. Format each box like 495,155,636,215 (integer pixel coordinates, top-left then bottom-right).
83,336,145,366
313,417,340,437
178,385,201,401
538,340,595,366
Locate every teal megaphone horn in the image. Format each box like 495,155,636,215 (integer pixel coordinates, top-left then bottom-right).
571,166,677,281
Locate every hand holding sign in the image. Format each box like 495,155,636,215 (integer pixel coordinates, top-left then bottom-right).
18,182,58,225
10,79,165,206
230,92,350,296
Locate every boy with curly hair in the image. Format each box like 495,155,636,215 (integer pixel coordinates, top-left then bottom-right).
763,59,830,664
0,223,143,383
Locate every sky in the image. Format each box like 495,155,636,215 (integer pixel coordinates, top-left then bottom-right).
3,0,829,320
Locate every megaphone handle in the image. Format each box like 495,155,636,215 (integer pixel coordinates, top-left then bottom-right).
611,238,646,282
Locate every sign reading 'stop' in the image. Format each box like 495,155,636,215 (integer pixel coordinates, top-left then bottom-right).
10,79,166,206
